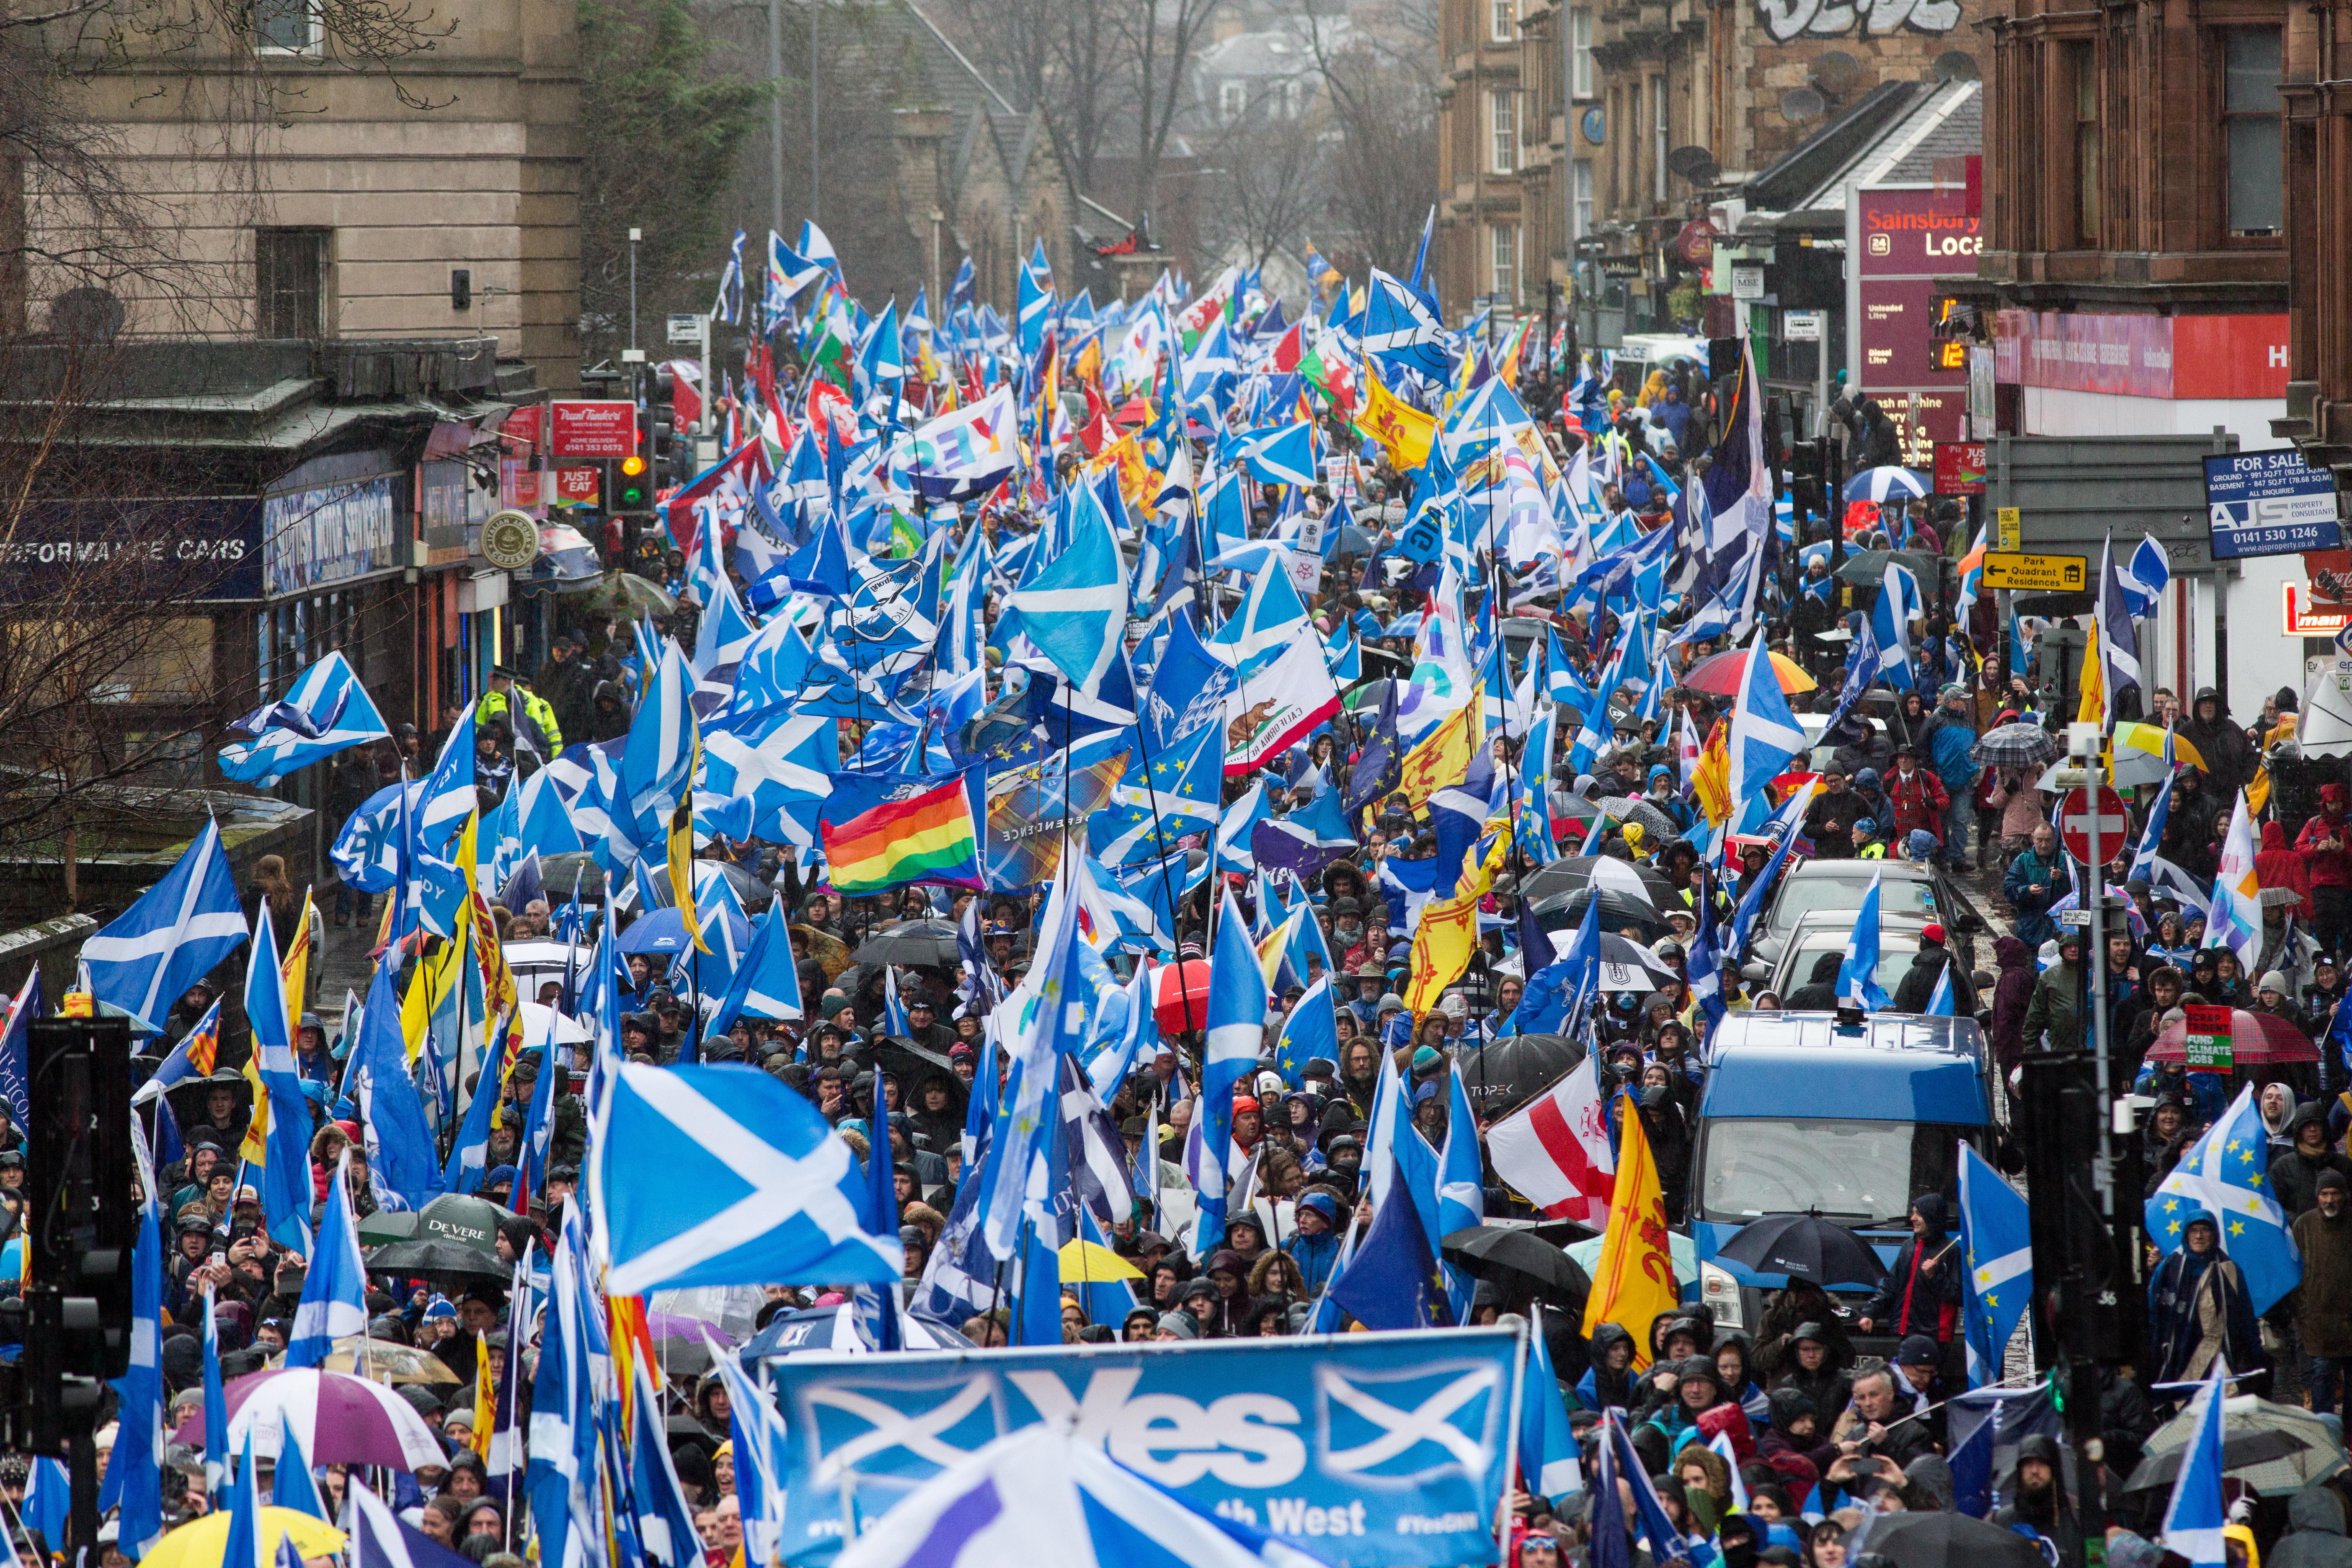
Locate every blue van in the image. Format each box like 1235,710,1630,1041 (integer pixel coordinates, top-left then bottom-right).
1686,1012,2000,1358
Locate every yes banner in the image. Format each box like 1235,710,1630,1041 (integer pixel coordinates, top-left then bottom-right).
760,1328,1520,1567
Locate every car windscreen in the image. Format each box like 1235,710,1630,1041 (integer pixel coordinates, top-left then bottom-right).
1773,873,1939,927
1696,1118,1973,1225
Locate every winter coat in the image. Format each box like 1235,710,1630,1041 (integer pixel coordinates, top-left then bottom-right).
1892,942,1975,1016
2022,958,2087,1053
1885,765,1949,840
2003,845,2071,947
1986,766,2049,842
2257,821,2315,918
2178,687,2260,806
2295,791,2352,889
2270,1108,2352,1219
2272,1488,2352,1568
1989,935,2037,1069
2288,1201,2352,1359
1575,1323,1641,1413
1863,1195,1963,1342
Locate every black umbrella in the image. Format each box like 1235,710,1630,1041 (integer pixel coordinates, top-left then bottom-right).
1531,886,1670,934
852,919,963,967
1454,1035,1586,1119
1712,1214,1888,1289
1441,1225,1594,1304
1859,1510,2050,1568
363,1239,514,1282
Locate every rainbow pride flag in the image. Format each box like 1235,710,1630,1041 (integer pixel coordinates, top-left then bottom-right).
818,771,984,892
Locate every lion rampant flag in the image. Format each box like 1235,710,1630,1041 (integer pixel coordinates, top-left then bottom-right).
1580,1096,1678,1369
1353,361,1437,471
1693,716,1732,827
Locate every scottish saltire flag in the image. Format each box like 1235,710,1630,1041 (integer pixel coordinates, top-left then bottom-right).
2118,532,2171,618
2130,734,2177,885
1957,1141,2031,1387
1002,489,1125,693
406,704,480,940
2200,790,2264,969
1438,1065,1485,1317
1724,635,1807,832
978,860,1095,1258
618,641,697,871
1927,965,1957,1017
1836,869,1890,1010
1868,561,1919,685
2147,1082,2303,1313
219,651,390,787
20,1459,67,1547
590,1062,902,1294
767,230,826,311
2160,1360,2231,1568
831,1425,1313,1568
347,961,437,1209
1521,1306,1583,1503
347,1471,476,1568
1233,420,1317,487
99,1184,165,1554
201,1283,230,1496
702,898,805,1043
705,1334,793,1568
1017,239,1054,360
286,1152,369,1365
627,1356,704,1567
1196,893,1268,1255
1270,975,1338,1088
1362,267,1451,386
526,1209,599,1568
82,816,247,1029
247,904,316,1256
2097,533,2145,727
272,1426,326,1519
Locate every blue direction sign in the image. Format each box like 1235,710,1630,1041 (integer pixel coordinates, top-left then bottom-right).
2205,448,2342,560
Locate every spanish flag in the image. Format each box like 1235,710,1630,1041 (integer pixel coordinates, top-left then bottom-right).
1353,361,1437,471
1580,1097,1679,1368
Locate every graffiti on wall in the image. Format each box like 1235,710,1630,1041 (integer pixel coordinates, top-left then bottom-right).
1757,0,1961,43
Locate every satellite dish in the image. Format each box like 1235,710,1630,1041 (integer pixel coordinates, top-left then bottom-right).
50,287,122,344
1933,49,1981,81
1810,50,1861,95
1667,144,1717,180
1780,86,1827,121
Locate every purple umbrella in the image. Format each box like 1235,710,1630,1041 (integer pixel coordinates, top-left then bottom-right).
172,1368,447,1469
645,1310,735,1373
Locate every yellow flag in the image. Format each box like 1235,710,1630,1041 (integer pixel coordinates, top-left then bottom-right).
2077,616,2104,725
281,889,314,1041
1256,908,1304,986
1693,717,1732,827
471,1330,496,1458
1403,890,1480,1013
1353,361,1437,471
1393,699,1482,811
240,1053,269,1165
1580,1098,1678,1367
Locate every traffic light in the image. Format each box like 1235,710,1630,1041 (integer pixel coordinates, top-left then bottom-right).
648,364,679,486
615,446,652,511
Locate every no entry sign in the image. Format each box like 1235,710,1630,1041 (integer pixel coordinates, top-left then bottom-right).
2057,785,2130,865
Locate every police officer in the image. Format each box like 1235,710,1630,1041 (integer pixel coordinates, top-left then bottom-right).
480,665,563,759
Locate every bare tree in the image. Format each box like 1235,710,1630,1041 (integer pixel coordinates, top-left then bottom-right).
1199,106,1325,272
1306,22,1437,276
1118,0,1218,224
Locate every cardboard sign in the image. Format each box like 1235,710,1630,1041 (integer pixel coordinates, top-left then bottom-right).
2184,1004,2234,1072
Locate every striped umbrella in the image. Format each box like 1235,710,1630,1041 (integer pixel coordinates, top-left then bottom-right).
1843,465,1931,503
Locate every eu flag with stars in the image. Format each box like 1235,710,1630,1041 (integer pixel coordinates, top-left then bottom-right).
2145,1081,2303,1313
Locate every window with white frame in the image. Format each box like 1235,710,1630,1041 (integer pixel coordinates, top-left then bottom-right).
1491,89,1517,173
1574,159,1594,240
1279,77,1303,118
1220,80,1247,121
1571,9,1594,98
1491,223,1520,300
1491,0,1516,42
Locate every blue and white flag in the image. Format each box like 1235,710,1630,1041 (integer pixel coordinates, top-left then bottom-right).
1233,420,1317,487
1520,1305,1583,1503
271,1425,327,1519
1926,965,1957,1017
705,1331,795,1568
101,1188,167,1555
1362,267,1452,387
1728,781,1818,958
346,960,438,1209
2160,1360,2231,1568
627,1355,705,1567
1724,635,1807,832
2118,533,2172,619
1196,893,1269,1255
1836,868,1890,1010
248,902,317,1256
702,898,806,1044
525,1208,599,1568
2146,1082,2303,1313
286,1151,370,1365
346,1468,478,1568
2130,732,2176,885
1001,491,1126,694
589,1062,903,1294
81,816,248,1029
0,970,34,1135
220,652,391,788
1957,1140,2032,1387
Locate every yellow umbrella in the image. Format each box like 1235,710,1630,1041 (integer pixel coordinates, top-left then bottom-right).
1057,1239,1143,1283
142,1510,347,1568
2113,722,2204,772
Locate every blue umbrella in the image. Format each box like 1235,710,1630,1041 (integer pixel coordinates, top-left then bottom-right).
617,906,691,955
1843,465,1931,504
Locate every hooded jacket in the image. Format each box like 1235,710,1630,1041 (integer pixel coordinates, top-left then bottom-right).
2257,821,2315,917
2297,785,2352,889
1575,1322,1640,1413
2269,1105,2352,1219
1891,940,1975,1016
2273,1488,2352,1568
2178,687,2259,803
1863,1194,1962,1341
1786,952,1843,1011
1988,935,2037,1068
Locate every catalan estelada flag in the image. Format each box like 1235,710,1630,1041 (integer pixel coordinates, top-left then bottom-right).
817,770,984,893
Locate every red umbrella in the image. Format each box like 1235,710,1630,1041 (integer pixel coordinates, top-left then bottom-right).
1152,958,1212,1034
1681,647,1818,697
2144,1009,2317,1065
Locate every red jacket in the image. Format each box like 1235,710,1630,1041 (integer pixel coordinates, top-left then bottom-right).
2297,793,2352,889
1885,764,1950,839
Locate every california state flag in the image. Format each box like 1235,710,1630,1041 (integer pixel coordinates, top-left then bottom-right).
1486,1056,1616,1227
